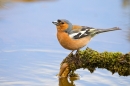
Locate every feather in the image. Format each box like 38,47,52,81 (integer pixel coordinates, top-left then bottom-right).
69,26,95,39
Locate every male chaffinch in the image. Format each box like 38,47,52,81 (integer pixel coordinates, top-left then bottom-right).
52,19,121,55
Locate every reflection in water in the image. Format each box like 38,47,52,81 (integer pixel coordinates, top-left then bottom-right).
0,0,57,8
12,0,57,2
128,28,130,42
122,0,130,7
0,0,8,8
122,0,130,42
59,77,79,86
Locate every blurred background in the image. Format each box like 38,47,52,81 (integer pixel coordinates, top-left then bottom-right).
0,0,130,86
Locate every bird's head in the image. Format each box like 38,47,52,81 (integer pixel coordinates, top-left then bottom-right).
52,19,72,33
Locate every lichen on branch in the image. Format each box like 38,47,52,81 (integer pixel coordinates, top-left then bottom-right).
61,47,130,77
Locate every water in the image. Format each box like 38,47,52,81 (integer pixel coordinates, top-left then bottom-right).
0,0,130,86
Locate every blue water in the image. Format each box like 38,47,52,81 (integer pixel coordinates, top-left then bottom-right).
0,0,130,86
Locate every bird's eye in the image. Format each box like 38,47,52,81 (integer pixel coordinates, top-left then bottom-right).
61,22,64,24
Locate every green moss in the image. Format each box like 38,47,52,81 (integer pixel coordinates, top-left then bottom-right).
61,47,130,76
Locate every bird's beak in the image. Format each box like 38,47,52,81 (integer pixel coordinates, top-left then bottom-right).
52,21,58,25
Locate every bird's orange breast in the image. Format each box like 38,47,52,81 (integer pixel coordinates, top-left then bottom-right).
57,31,91,50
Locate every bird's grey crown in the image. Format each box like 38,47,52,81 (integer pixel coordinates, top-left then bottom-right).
58,19,71,24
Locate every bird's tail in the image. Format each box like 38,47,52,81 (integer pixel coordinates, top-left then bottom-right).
96,27,121,34
89,27,121,37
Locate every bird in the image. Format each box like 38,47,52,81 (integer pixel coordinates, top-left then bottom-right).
52,19,121,56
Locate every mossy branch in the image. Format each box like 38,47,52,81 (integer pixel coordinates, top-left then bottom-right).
59,47,130,77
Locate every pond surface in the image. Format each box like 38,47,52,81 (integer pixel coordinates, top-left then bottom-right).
0,0,130,86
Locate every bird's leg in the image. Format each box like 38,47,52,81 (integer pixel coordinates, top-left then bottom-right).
67,50,74,57
73,49,82,67
75,49,80,57
72,49,80,61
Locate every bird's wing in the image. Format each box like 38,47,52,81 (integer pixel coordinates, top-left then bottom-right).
69,26,96,39
69,26,121,39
